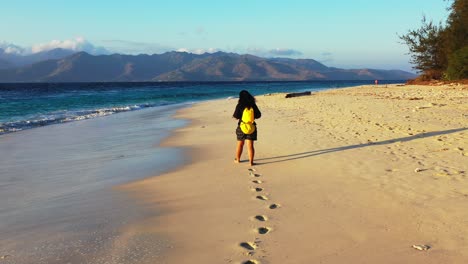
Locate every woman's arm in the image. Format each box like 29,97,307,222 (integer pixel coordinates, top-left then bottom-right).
253,104,261,119
233,104,242,119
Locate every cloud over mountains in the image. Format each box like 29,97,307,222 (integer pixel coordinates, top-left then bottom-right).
1,37,306,60
0,37,109,55
0,42,26,55
269,48,303,56
31,37,109,55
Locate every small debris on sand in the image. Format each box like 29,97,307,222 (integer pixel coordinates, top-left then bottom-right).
412,245,431,251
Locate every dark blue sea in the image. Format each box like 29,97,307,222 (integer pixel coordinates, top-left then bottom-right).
0,80,402,134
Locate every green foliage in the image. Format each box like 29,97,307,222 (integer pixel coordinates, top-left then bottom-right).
399,17,447,75
446,46,468,80
445,0,468,53
400,0,467,80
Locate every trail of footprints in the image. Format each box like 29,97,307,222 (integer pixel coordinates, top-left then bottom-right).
238,168,281,264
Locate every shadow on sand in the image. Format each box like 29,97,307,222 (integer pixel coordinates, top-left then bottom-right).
256,128,467,165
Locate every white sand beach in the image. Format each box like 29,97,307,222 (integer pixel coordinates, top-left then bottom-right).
122,84,468,263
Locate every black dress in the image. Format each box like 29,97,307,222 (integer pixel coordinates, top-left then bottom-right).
232,103,261,141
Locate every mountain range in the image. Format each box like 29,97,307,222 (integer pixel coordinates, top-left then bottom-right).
0,50,416,82
0,48,75,69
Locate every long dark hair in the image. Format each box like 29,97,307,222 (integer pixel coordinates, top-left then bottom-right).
238,90,256,109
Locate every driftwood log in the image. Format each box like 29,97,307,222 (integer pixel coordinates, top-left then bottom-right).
285,91,312,98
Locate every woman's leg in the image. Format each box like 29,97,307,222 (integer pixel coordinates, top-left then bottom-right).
246,140,255,165
235,140,244,163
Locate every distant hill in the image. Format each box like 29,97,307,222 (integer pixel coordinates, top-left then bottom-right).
0,51,416,82
0,58,14,69
0,48,75,69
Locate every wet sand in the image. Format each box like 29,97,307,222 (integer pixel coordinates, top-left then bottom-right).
0,105,187,264
123,84,468,263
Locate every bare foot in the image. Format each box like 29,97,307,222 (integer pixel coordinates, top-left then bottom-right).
234,158,240,164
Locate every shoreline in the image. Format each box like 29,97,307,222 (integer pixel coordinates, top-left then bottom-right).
0,80,402,136
0,105,189,264
122,83,467,263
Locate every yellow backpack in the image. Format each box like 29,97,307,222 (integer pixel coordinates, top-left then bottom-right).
240,107,256,134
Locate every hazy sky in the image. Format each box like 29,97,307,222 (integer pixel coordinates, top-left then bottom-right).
0,0,451,72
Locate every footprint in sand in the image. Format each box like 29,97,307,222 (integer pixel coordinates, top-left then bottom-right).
243,260,259,264
253,187,263,192
240,242,257,250
269,204,280,209
254,215,268,222
256,195,268,201
250,172,262,177
454,147,467,156
252,180,262,184
258,227,271,235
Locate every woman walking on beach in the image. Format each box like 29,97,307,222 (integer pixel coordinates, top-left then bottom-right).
233,90,261,166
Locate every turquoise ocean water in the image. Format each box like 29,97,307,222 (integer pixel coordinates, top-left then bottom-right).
0,81,402,134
